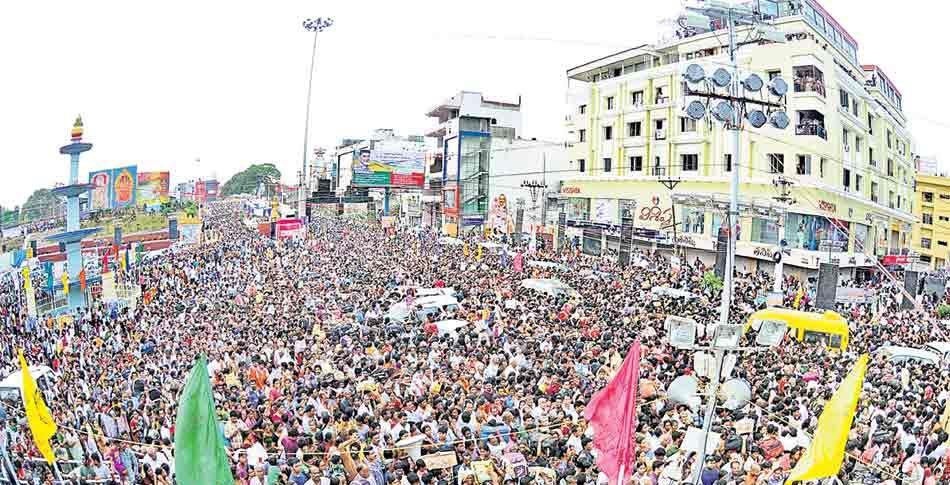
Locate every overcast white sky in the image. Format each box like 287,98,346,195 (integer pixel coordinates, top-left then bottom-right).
0,0,946,207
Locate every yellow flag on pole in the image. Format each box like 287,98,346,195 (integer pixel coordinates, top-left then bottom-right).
786,354,868,483
61,271,69,297
21,267,31,290
17,349,58,464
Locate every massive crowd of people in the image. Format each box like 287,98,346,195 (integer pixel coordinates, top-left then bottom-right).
0,199,948,485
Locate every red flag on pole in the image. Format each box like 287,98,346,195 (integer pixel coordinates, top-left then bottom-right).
102,251,109,273
584,342,641,485
79,269,86,290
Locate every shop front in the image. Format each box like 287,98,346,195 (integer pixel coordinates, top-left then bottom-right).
555,178,897,276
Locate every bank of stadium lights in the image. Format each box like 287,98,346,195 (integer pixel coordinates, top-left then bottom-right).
681,62,789,130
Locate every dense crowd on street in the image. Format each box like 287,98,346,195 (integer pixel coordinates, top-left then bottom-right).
1,198,949,485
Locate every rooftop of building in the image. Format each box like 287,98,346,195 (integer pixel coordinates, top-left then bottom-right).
915,174,950,188
425,91,522,119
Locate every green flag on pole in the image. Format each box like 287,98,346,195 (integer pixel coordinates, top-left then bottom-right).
174,355,234,485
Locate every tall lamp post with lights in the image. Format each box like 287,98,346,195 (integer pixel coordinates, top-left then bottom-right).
299,17,334,221
679,2,790,329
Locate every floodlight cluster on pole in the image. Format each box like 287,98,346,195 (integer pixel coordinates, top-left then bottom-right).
679,61,789,131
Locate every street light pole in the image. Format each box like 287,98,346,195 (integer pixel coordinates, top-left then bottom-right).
300,17,333,221
719,9,741,329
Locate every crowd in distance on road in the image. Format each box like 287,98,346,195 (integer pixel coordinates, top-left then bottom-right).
0,198,949,485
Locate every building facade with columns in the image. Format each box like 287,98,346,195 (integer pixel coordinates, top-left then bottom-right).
559,0,915,278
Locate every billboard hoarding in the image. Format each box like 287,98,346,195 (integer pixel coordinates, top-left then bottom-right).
89,170,112,210
137,172,170,208
112,166,137,208
352,146,425,188
88,166,138,209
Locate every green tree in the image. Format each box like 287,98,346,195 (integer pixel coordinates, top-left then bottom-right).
0,206,18,227
702,271,724,293
21,189,63,222
221,163,281,196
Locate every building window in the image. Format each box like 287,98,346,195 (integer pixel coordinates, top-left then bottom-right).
887,130,892,149
631,156,643,172
767,69,781,80
842,168,851,191
680,117,697,133
631,91,644,106
785,214,849,250
940,241,948,247
839,90,850,110
886,159,894,176
603,158,612,173
606,96,615,110
768,154,785,174
681,154,699,172
889,190,895,209
628,121,642,137
922,238,932,249
655,119,666,140
578,129,586,142
751,217,780,245
578,159,586,173
852,98,859,117
796,155,811,175
681,208,705,234
655,87,668,104
924,192,934,203
842,128,850,152
855,174,862,193
820,158,827,178
604,126,613,140
579,104,587,114
724,154,732,172
871,181,879,203
923,213,933,225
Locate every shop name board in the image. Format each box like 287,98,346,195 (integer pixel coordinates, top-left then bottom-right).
818,200,836,213
640,206,673,224
675,235,697,247
561,187,581,194
753,247,773,258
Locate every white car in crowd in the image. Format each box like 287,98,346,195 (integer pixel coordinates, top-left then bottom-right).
385,294,462,323
873,345,941,366
0,365,56,401
925,341,950,363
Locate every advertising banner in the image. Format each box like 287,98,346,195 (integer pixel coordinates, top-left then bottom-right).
591,198,618,225
137,172,170,208
352,145,425,188
88,166,138,209
89,170,112,210
275,218,305,239
180,223,202,244
112,166,138,208
835,287,873,304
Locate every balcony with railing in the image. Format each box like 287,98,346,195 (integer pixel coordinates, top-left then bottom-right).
793,66,825,97
795,110,827,140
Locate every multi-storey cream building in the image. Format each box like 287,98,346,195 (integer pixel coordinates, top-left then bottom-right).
912,174,950,270
559,0,914,279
